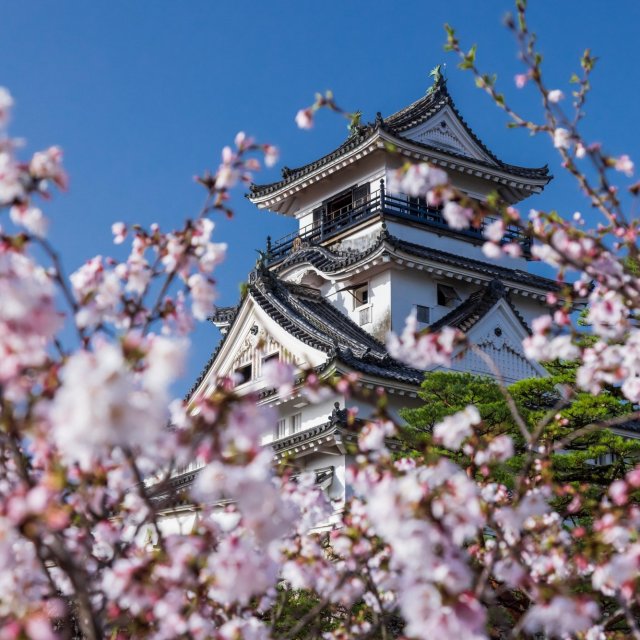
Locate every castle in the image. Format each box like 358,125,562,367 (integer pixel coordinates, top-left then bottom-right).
159,78,557,526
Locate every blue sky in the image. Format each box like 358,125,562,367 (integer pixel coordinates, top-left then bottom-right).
2,1,639,391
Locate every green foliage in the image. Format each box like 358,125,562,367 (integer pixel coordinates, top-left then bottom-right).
270,588,339,637
400,370,640,500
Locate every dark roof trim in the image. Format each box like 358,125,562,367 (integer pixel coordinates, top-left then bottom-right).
274,229,560,293
249,80,549,200
186,270,426,400
429,279,531,335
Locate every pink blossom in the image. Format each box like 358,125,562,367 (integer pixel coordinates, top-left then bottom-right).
553,127,571,149
0,249,62,384
187,273,217,321
219,617,270,640
263,144,279,167
514,73,528,88
615,154,634,177
483,219,504,243
434,405,480,450
387,312,462,369
587,286,628,339
262,358,295,396
71,257,122,328
0,87,14,128
25,616,56,640
29,146,67,190
592,546,640,596
359,419,396,453
482,241,502,259
524,596,599,637
295,108,314,129
547,89,564,103
51,341,173,468
443,201,473,230
9,204,48,237
0,147,25,204
111,222,127,244
474,435,514,465
387,163,448,199
609,479,628,506
502,242,522,258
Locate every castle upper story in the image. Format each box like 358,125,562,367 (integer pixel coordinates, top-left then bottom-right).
248,78,551,270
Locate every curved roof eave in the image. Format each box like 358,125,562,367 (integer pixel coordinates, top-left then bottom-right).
248,81,551,207
248,128,550,210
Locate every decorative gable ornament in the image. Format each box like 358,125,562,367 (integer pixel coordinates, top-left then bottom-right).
401,105,496,164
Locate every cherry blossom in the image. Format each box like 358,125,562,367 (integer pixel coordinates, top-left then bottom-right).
443,200,473,229
433,405,481,450
0,86,14,127
547,89,564,103
387,311,463,369
615,153,634,177
514,73,528,88
295,108,314,129
553,127,571,149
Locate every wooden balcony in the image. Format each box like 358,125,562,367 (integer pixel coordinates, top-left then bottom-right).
265,180,531,265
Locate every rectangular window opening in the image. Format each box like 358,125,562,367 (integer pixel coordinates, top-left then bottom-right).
291,413,302,434
415,305,430,324
353,283,369,309
234,363,252,385
437,284,460,307
359,306,372,326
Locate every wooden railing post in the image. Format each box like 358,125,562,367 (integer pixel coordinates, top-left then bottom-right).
379,178,386,211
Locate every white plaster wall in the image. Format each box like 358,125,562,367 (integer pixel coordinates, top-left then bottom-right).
300,451,347,504
295,156,386,230
269,396,344,441
347,394,421,426
509,295,549,327
389,268,477,333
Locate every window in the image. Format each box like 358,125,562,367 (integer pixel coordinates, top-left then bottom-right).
262,352,279,367
326,190,353,221
437,284,460,307
352,183,370,207
291,413,302,434
353,283,369,309
324,183,370,222
276,419,287,439
415,305,430,324
234,363,252,384
312,206,323,228
358,306,372,326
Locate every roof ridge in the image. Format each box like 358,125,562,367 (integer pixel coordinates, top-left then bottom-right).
273,232,558,292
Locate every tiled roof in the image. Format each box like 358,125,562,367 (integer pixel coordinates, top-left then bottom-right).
249,80,549,200
429,278,531,334
385,235,560,292
187,270,425,399
149,461,337,510
275,229,560,293
248,127,376,199
381,80,549,180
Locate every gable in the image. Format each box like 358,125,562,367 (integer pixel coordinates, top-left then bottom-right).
435,298,546,383
190,294,328,402
400,105,497,165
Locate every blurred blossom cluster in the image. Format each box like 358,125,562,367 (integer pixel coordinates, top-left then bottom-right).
1,3,640,636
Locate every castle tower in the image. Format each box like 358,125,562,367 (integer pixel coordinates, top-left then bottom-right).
179,79,557,519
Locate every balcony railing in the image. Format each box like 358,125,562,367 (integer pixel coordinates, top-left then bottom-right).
265,180,531,265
